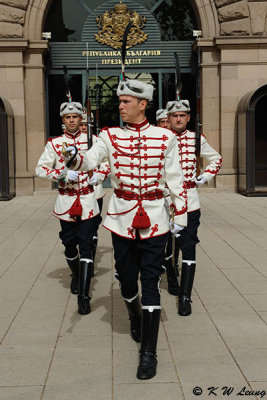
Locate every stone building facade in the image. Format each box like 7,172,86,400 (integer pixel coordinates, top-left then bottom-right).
0,0,267,195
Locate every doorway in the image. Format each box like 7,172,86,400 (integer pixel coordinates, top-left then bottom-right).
237,84,267,195
255,95,267,187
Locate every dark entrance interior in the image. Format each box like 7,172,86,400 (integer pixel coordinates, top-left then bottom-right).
46,70,196,137
255,95,267,187
237,84,267,196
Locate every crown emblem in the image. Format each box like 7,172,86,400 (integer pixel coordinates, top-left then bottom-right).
114,1,128,13
95,1,147,50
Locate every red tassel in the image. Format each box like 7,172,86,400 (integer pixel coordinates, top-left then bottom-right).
69,197,82,218
132,205,151,230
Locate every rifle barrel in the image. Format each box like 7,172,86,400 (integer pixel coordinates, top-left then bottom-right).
195,43,201,177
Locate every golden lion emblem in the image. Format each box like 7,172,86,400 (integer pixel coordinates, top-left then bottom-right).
95,1,148,49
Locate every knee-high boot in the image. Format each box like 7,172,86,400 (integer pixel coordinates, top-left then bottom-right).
178,260,196,316
165,255,179,296
65,254,79,295
78,259,93,315
137,307,161,380
124,295,141,343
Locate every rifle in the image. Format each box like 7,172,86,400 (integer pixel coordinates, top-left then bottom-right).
95,63,100,136
85,42,93,149
194,34,202,177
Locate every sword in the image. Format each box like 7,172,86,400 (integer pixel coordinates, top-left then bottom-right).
171,208,176,274
172,52,183,275
170,206,180,277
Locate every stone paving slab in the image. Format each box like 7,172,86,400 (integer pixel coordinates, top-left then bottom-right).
0,386,43,400
0,191,267,399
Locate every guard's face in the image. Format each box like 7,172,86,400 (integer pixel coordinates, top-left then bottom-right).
62,114,82,133
157,118,171,129
79,122,87,133
119,95,147,123
168,112,190,133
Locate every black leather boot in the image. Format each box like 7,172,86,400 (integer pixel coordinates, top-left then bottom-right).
137,308,161,380
78,259,92,315
65,254,79,295
124,296,141,343
178,261,196,316
165,257,179,296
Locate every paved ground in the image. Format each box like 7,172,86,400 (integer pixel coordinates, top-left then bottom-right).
0,190,267,400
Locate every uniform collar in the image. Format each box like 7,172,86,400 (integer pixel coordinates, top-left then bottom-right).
64,129,81,139
173,128,187,137
126,118,150,131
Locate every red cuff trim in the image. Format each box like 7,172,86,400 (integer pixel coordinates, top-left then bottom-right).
170,203,187,216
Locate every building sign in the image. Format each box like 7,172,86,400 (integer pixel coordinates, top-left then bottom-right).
82,49,161,65
95,1,147,50
50,42,192,70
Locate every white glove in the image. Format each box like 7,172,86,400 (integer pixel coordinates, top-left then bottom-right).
195,174,207,186
62,146,77,160
169,222,184,237
66,170,79,181
58,167,68,181
88,174,99,186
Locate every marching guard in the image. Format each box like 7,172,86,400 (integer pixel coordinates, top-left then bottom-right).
167,99,222,316
35,102,106,315
65,79,187,380
156,108,180,296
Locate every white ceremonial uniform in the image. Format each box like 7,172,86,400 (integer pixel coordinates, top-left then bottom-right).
175,130,222,211
35,130,103,221
72,119,187,239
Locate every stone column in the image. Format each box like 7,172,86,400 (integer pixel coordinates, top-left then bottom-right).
24,40,51,192
0,40,33,194
197,39,221,189
216,37,267,190
0,39,49,195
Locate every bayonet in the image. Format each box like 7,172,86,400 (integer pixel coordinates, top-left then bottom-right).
63,65,72,103
174,52,182,101
120,22,132,82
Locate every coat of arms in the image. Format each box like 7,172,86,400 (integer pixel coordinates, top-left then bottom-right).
95,1,148,49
